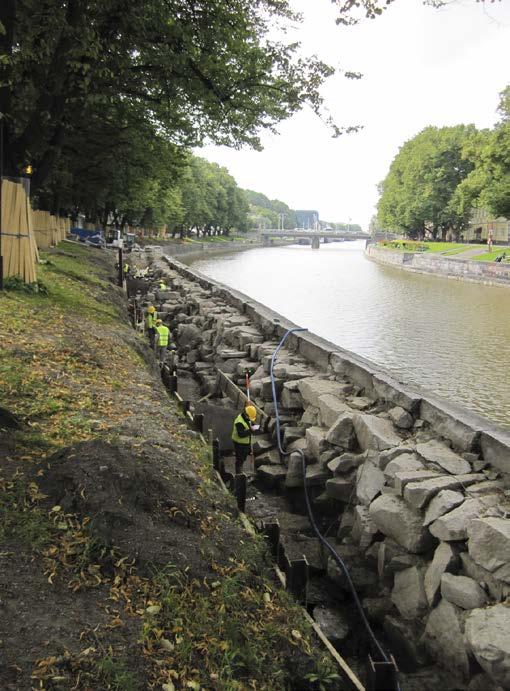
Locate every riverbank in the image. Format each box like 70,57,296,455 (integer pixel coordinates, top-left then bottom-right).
146,249,510,690
0,243,339,690
366,243,510,287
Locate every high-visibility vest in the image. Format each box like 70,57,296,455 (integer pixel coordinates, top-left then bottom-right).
156,324,170,347
231,413,250,445
159,282,167,290
123,263,129,273
146,311,157,328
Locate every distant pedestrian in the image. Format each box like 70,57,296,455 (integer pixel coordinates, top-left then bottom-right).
159,280,167,290
145,306,158,347
231,404,259,475
123,262,130,277
154,319,170,366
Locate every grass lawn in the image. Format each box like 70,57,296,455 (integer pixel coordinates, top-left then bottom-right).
470,248,510,262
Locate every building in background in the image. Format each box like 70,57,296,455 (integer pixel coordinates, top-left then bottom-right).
463,209,509,244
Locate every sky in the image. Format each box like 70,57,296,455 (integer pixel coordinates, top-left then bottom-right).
198,0,510,230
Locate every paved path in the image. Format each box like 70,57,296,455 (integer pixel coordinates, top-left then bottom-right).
440,245,509,261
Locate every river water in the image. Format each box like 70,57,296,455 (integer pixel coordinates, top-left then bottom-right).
191,241,510,427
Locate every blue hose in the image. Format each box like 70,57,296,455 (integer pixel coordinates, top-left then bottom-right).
270,328,395,670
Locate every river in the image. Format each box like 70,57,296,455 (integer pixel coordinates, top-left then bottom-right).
192,240,510,428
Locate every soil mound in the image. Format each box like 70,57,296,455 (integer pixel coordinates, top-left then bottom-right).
40,439,239,576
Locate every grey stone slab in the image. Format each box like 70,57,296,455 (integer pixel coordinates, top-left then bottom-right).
465,605,510,689
416,439,471,475
404,473,485,509
353,413,402,452
280,385,304,410
348,396,374,411
317,394,349,428
352,504,379,550
384,454,423,481
305,426,329,460
372,372,422,414
467,517,510,573
465,480,504,496
256,464,287,487
297,378,346,407
313,606,350,645
330,451,366,475
424,542,459,607
460,552,510,602
369,494,433,554
326,476,355,502
326,411,356,449
378,446,416,470
394,470,442,495
356,460,385,506
429,496,500,542
389,406,414,429
440,573,487,610
423,490,465,526
391,566,427,619
305,463,329,486
422,599,469,682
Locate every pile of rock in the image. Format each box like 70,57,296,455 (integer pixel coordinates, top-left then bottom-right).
143,253,510,690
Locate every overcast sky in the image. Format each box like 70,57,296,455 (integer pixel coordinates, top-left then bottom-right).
199,0,510,230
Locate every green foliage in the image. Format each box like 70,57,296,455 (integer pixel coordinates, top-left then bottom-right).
377,124,479,238
1,0,338,227
0,476,56,549
244,189,297,229
453,86,510,218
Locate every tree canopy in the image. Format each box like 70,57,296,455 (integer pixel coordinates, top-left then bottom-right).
377,86,510,238
0,0,340,225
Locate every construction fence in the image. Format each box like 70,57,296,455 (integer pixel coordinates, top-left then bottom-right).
0,179,70,284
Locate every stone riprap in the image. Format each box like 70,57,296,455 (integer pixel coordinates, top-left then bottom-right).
140,251,510,689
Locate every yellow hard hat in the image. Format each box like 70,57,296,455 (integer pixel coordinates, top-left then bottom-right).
155,318,162,325
148,306,156,313
245,405,257,422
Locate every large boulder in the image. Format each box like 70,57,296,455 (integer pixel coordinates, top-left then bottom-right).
423,489,465,526
388,406,414,430
326,412,356,449
467,517,510,573
416,440,471,475
422,599,469,682
305,426,329,460
391,566,427,620
356,459,385,506
429,496,500,542
317,394,349,428
384,453,423,482
440,573,487,610
423,541,459,607
297,378,347,407
404,473,484,510
353,414,401,452
465,605,510,688
369,494,433,554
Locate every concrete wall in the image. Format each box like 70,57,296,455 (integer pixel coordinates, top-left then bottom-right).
366,244,510,287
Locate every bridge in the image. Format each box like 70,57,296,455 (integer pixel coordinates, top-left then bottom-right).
260,229,370,249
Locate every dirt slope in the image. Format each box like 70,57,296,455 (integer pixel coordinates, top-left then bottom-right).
0,243,340,690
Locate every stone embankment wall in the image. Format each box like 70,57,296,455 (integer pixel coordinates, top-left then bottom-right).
366,244,510,287
148,253,510,690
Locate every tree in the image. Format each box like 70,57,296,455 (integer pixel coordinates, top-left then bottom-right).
452,86,510,219
0,0,337,195
377,125,478,238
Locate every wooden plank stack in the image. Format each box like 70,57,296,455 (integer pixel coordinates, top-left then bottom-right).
0,179,39,283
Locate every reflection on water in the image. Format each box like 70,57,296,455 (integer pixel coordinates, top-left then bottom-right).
193,241,510,427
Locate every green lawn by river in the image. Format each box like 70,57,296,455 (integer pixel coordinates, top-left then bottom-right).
380,240,509,261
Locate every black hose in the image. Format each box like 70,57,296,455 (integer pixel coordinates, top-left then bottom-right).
269,328,393,666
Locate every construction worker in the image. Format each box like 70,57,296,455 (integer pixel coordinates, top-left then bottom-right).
154,318,170,365
231,404,259,475
145,306,158,347
123,262,130,276
159,280,167,290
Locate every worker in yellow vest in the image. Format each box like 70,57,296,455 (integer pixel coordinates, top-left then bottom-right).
154,319,170,365
231,404,259,474
145,306,158,347
159,280,167,290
